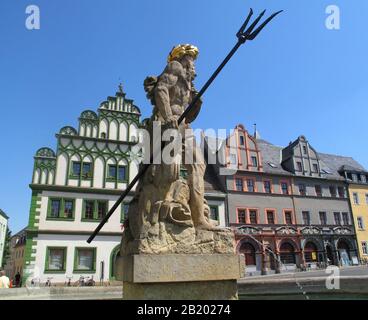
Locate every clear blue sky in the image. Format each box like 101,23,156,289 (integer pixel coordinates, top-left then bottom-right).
1,0,367,233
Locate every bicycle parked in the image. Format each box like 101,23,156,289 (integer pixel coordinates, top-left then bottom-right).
76,275,85,287
30,277,40,287
84,275,96,286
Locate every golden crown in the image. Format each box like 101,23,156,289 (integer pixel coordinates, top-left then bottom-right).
167,44,199,63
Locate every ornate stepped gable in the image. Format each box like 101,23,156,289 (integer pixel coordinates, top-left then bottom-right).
32,86,142,188
281,135,323,177
224,124,263,172
32,148,57,185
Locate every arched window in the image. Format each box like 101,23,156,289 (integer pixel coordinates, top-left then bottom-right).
239,242,256,266
337,240,350,251
304,242,318,263
280,242,296,264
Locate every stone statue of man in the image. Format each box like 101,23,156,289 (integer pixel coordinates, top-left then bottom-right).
144,44,213,230
121,45,232,255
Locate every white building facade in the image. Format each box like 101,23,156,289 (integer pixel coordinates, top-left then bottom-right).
24,87,141,284
0,209,9,268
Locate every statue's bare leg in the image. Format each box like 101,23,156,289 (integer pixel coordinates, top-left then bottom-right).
183,132,214,230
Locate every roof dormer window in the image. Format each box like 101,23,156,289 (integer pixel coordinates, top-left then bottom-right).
268,162,277,168
321,169,332,174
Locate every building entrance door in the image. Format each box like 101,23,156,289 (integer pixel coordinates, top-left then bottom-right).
304,242,318,264
337,240,351,266
240,242,256,266
110,246,120,280
279,242,296,265
326,245,335,265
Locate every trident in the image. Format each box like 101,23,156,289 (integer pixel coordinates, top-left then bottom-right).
87,8,283,243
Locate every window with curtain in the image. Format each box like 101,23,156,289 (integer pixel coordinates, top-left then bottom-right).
315,185,322,197
64,200,74,218
75,248,95,271
238,209,246,224
342,212,349,225
50,199,61,218
249,210,258,224
302,211,311,225
72,161,81,176
334,212,341,225
118,166,127,181
267,210,275,224
319,212,327,225
284,211,293,225
247,179,255,192
281,182,289,195
235,178,243,191
84,200,94,219
209,206,218,221
264,180,272,193
97,201,107,219
47,248,65,271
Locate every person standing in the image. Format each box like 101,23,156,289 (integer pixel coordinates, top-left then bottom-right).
0,270,10,289
14,272,21,287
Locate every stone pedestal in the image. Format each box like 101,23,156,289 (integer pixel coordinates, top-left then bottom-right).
115,254,245,300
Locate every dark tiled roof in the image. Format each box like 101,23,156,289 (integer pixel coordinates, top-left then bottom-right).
203,135,225,153
257,139,292,175
258,139,366,180
318,153,366,176
204,134,366,181
339,164,361,172
204,164,225,194
201,134,227,193
11,227,27,238
0,209,9,219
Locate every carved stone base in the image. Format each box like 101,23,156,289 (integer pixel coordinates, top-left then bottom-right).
121,222,236,255
116,254,245,300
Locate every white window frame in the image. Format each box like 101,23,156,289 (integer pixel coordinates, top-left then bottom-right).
357,216,364,230
353,192,359,205
362,241,368,255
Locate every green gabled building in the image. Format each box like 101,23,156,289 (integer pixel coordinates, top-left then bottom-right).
24,86,142,284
